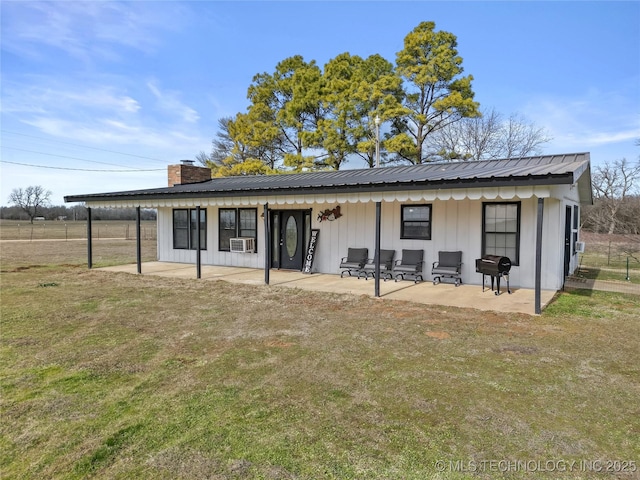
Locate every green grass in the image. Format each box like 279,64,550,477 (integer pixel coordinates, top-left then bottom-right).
1,241,639,479
573,264,640,284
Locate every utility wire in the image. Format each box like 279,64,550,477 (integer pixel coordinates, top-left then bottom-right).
1,129,168,163
1,146,159,169
1,159,164,172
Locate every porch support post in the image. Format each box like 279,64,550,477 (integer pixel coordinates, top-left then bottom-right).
264,203,270,285
136,206,142,274
196,206,201,279
374,201,381,297
535,197,544,314
86,207,93,269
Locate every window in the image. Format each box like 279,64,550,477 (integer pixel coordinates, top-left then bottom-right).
482,202,520,265
219,208,257,252
173,208,206,250
401,204,432,240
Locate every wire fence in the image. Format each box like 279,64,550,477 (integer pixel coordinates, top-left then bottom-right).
0,221,157,241
573,232,639,285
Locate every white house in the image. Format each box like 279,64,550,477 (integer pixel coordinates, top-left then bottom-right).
65,153,593,313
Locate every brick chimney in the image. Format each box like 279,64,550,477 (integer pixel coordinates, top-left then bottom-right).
168,160,212,187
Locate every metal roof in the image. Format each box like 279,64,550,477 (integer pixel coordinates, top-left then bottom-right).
64,152,592,203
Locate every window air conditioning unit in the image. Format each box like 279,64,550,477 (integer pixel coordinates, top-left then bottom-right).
575,241,585,253
230,237,255,253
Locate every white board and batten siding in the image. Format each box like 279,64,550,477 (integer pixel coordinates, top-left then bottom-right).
155,184,575,291
157,206,265,269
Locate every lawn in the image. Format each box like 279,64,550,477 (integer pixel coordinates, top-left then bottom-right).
1,240,639,479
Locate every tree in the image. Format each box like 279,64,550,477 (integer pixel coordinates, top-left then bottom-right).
195,150,211,166
318,53,406,169
498,113,551,159
243,55,323,171
428,108,552,161
208,117,235,166
428,108,501,160
202,22,484,171
8,186,52,223
390,21,480,164
204,116,277,176
588,158,640,234
313,52,363,170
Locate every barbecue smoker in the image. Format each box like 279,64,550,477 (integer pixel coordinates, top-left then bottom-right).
475,255,512,295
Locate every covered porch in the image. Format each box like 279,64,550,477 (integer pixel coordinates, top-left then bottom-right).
98,261,557,315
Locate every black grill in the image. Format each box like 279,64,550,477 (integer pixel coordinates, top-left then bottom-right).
475,255,512,295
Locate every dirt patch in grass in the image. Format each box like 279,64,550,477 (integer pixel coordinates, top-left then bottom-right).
2,241,639,479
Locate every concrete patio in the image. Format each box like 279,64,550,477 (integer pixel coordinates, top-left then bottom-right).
98,261,558,315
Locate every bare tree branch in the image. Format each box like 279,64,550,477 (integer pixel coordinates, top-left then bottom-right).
8,186,52,223
588,158,640,234
427,109,552,161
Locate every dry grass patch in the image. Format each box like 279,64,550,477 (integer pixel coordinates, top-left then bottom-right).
1,241,639,479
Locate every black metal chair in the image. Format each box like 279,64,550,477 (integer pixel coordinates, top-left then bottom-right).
339,248,368,277
432,251,463,286
392,249,424,283
359,249,395,280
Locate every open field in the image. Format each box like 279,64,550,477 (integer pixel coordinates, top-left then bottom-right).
1,241,639,479
0,219,157,241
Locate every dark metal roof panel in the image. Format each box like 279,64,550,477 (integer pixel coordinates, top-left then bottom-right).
64,153,592,203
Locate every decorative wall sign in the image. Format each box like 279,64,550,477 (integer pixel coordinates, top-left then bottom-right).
303,229,320,274
317,205,342,222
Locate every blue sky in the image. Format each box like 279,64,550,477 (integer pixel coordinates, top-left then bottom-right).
1,1,639,205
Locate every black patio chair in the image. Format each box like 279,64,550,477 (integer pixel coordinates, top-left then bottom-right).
359,249,396,280
392,249,424,283
431,251,463,286
339,248,368,278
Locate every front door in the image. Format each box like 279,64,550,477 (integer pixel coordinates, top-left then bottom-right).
274,210,306,270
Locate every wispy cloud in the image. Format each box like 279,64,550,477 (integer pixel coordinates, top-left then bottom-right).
21,107,204,153
1,79,141,118
522,85,640,151
2,74,208,162
1,1,188,63
147,81,200,124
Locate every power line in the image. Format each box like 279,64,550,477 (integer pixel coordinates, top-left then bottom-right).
1,146,158,169
1,159,164,172
1,129,168,163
